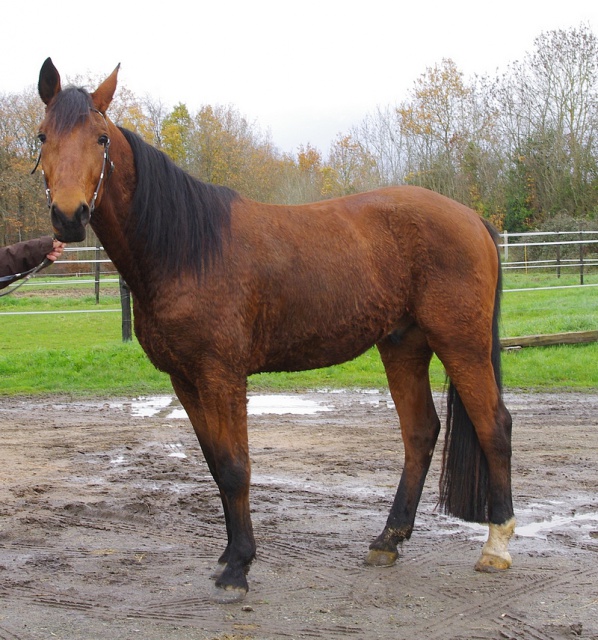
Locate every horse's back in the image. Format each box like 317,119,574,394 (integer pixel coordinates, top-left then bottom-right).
238,185,493,249
234,185,498,301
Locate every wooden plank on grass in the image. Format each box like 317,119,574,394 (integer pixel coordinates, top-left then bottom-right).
501,330,598,349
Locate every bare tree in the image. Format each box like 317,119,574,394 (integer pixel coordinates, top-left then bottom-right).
496,24,598,223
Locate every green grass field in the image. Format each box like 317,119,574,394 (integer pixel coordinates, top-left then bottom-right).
0,269,596,396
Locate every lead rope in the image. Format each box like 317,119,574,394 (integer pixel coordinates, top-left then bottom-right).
0,257,52,297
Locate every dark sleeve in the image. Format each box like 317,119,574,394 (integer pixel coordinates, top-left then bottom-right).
0,237,54,278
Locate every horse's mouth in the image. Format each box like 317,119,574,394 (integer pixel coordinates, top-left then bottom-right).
50,203,90,243
52,224,87,243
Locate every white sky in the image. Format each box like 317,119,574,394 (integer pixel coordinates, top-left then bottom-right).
2,0,597,153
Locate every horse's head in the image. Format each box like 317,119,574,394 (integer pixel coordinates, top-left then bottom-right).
37,58,120,242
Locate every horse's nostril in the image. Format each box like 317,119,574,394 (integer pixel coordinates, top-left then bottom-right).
76,203,91,226
50,203,62,228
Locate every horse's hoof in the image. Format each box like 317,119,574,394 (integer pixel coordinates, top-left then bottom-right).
365,548,398,567
476,518,515,572
475,552,512,572
211,562,226,579
209,584,248,604
214,564,250,600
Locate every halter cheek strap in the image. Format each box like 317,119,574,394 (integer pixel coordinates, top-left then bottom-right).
89,138,113,214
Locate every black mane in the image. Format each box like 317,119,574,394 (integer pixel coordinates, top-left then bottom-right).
119,128,237,281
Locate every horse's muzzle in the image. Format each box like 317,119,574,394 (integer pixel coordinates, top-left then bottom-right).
50,202,90,242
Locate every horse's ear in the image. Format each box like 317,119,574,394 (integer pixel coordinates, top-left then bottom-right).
91,64,121,115
38,57,61,106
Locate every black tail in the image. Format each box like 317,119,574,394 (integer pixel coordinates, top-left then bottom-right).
439,220,503,523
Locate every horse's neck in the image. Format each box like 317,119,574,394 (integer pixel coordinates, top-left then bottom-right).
92,196,149,300
92,224,131,284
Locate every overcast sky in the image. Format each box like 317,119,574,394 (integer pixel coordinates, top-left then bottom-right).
2,0,597,153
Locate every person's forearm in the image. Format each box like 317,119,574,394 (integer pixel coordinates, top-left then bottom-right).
0,237,54,277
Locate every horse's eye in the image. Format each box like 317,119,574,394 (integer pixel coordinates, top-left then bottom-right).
37,133,47,143
98,134,109,146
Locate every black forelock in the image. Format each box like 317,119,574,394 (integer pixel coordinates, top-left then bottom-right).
44,86,95,134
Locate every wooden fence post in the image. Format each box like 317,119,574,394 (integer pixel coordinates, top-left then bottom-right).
579,230,584,285
556,232,561,279
119,276,132,342
94,241,101,303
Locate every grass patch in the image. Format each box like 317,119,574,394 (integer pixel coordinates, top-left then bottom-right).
501,342,598,389
501,285,598,336
0,343,172,396
0,280,597,396
502,266,598,290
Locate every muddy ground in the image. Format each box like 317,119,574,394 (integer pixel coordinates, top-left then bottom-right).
0,390,596,640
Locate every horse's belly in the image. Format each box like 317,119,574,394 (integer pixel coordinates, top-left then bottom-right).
253,322,388,374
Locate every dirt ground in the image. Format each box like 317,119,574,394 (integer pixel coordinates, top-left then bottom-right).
0,389,596,640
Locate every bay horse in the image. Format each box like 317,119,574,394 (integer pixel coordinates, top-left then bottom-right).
35,58,515,601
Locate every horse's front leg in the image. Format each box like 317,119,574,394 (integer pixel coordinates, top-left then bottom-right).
171,373,255,601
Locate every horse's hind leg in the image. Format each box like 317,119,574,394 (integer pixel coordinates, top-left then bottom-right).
433,344,515,571
366,328,440,566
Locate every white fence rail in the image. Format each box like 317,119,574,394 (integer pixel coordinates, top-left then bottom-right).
500,230,598,285
1,233,597,331
0,245,132,339
16,246,120,290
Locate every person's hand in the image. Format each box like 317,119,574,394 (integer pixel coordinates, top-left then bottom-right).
46,240,66,262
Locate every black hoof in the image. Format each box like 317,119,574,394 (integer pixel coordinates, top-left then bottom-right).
214,564,249,598
209,583,248,603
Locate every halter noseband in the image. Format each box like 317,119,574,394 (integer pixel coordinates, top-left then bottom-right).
31,108,115,215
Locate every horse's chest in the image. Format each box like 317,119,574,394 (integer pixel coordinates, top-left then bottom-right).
133,313,186,375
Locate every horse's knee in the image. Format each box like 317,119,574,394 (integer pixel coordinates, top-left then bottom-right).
218,459,250,494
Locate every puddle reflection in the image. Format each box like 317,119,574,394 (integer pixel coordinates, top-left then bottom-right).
113,394,334,418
